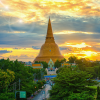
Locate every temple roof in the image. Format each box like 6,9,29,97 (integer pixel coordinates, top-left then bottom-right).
46,17,53,38
48,58,54,65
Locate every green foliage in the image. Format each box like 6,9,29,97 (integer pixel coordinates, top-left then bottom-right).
56,66,72,74
21,81,37,98
37,80,43,89
32,68,47,80
0,92,14,100
60,58,66,63
35,58,66,68
72,57,100,79
33,69,41,79
42,79,46,84
0,69,15,93
68,56,77,63
0,58,46,98
54,58,66,68
54,60,61,68
68,92,94,100
97,86,100,100
0,59,34,82
50,67,97,100
34,61,48,68
41,68,47,75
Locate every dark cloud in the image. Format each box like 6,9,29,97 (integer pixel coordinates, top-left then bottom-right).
59,47,67,50
14,48,19,49
54,33,100,44
32,46,40,50
52,16,100,33
0,14,100,48
0,50,12,54
0,15,47,34
0,32,45,47
59,47,72,51
19,55,29,58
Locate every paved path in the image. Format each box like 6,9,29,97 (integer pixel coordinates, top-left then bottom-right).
32,84,51,100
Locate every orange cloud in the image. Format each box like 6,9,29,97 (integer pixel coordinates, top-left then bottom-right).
62,50,98,61
0,45,100,62
59,42,100,61
0,47,39,61
59,42,92,48
0,0,100,62
54,30,95,35
0,0,100,23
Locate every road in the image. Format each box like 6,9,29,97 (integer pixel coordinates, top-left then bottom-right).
32,84,51,100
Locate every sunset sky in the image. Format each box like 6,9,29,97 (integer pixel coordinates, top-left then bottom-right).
0,0,100,62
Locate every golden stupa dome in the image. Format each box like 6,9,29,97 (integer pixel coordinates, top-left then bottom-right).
34,18,64,63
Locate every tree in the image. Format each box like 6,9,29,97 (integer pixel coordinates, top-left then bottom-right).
34,61,48,68
54,60,61,68
41,61,48,68
68,92,94,100
97,86,100,100
0,69,15,93
60,58,66,63
0,92,14,100
68,56,77,63
0,58,46,99
50,67,97,100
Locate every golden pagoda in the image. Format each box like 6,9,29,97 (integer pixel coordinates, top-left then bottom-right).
34,18,64,63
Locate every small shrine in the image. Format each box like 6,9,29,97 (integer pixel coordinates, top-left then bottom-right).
48,59,55,71
45,59,58,76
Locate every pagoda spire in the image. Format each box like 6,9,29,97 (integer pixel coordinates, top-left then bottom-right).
33,17,64,63
46,17,53,38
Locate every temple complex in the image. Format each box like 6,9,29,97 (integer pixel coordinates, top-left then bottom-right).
34,18,64,63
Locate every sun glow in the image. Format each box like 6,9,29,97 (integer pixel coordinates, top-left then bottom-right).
54,30,95,35
85,51,93,57
5,6,9,10
63,50,98,61
18,19,23,23
0,48,39,61
84,51,97,57
59,42,92,48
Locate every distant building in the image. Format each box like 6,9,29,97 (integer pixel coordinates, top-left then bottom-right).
48,59,55,71
45,59,58,81
25,61,32,66
32,63,43,69
61,62,76,67
61,62,76,70
18,61,25,64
